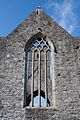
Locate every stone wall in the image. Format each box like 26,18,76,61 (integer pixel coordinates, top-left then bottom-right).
0,8,80,120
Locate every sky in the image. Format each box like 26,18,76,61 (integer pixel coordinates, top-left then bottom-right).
0,0,80,37
0,0,79,106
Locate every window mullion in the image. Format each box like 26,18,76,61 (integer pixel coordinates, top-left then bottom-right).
31,50,34,107
38,50,41,107
45,51,47,107
27,52,29,79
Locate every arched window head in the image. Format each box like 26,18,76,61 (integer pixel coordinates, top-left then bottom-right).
24,32,55,108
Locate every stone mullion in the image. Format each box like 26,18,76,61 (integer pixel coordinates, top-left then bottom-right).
38,50,41,107
27,52,29,80
27,52,28,80
45,51,47,107
51,50,56,107
24,51,28,107
31,50,34,107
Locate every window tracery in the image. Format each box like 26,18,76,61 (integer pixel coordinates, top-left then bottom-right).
24,35,54,107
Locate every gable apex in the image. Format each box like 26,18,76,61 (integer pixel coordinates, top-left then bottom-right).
7,7,72,39
36,6,42,10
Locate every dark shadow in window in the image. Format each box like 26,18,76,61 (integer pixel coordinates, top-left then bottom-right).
26,90,50,107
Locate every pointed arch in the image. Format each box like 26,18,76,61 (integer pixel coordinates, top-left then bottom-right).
24,32,57,52
24,32,56,107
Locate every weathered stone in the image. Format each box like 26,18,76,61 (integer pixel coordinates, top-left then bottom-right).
0,7,80,120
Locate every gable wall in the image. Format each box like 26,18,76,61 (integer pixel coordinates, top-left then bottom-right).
0,9,80,120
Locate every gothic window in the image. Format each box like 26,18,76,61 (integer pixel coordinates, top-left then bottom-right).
24,33,54,108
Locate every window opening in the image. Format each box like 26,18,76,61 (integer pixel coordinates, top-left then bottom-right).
37,53,39,58
30,96,47,107
37,11,38,15
25,36,53,107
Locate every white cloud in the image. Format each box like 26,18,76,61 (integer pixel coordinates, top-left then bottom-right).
46,0,77,34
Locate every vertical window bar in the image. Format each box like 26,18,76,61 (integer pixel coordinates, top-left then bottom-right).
24,51,28,107
49,51,52,80
51,50,56,107
31,50,34,107
45,51,47,107
27,52,29,79
38,50,41,107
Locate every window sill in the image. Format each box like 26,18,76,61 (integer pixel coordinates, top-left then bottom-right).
24,106,57,110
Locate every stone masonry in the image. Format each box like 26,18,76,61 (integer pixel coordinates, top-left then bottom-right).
0,7,80,120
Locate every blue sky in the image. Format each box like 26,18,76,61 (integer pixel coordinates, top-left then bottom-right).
0,0,80,37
